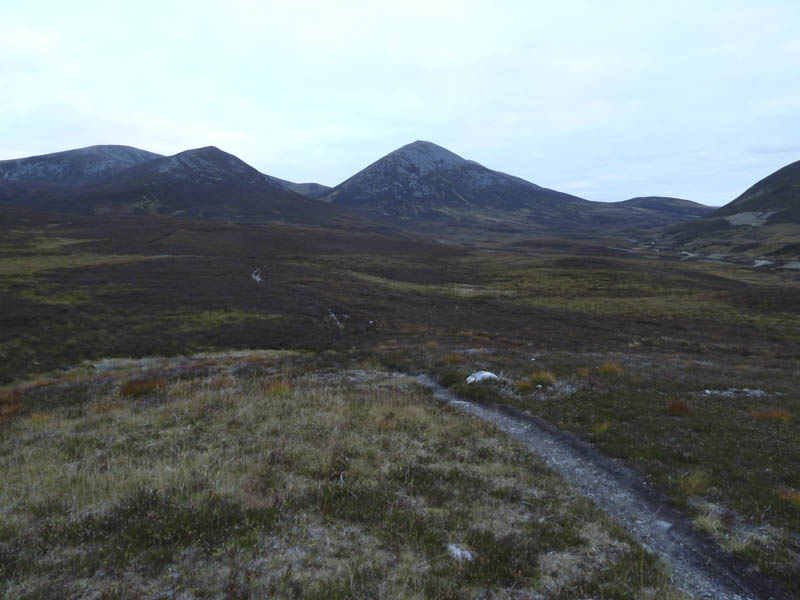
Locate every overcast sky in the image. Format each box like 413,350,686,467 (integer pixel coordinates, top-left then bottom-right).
2,1,799,205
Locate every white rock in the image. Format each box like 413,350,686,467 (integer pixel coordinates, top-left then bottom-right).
447,544,473,561
466,371,498,384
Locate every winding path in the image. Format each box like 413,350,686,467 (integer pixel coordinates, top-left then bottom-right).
415,374,789,600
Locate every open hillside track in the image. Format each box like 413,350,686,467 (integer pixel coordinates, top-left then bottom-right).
415,374,791,600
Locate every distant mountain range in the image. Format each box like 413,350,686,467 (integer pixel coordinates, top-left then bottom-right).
0,141,721,237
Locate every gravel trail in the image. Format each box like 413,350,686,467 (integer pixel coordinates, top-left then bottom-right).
416,374,789,600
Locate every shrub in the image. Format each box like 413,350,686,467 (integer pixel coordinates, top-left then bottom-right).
777,487,800,506
28,413,52,426
264,382,292,398
529,371,556,387
514,380,534,393
597,362,624,376
441,352,463,364
693,513,721,535
576,367,591,377
0,389,21,423
749,408,792,423
424,341,439,349
678,468,710,497
590,421,610,434
120,376,166,398
667,399,690,416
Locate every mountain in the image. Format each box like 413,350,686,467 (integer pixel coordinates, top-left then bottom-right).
0,146,341,225
321,141,715,236
323,140,590,228
269,177,332,199
616,197,714,218
662,160,800,258
714,159,800,222
0,145,162,185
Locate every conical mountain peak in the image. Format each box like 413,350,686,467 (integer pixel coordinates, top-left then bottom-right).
385,140,468,175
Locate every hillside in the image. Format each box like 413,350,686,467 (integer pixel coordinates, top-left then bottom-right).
663,159,800,259
0,147,347,226
615,196,713,218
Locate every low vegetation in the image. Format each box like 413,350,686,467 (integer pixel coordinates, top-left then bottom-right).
0,356,680,598
2,212,800,595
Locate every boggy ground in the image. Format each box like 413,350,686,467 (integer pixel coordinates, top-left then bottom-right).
1,208,800,595
0,354,681,598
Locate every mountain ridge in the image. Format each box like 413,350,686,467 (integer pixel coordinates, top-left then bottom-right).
0,145,162,185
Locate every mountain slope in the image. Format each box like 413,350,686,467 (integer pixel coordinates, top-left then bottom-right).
714,159,800,222
323,140,591,227
0,145,162,185
616,197,714,218
662,159,800,258
3,146,342,225
269,177,332,200
322,141,715,236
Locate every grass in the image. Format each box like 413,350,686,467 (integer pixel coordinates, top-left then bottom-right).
530,371,557,386
597,361,624,376
749,407,792,423
119,375,167,398
667,399,691,416
678,468,711,497
0,355,680,598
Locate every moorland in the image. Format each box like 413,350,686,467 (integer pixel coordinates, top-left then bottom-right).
1,204,799,598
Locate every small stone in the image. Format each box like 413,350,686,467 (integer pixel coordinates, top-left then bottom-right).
447,544,473,561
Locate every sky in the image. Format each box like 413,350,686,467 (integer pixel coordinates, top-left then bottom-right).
2,1,799,206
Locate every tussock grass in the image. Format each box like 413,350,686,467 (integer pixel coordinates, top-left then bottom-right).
119,375,167,398
667,399,691,416
0,356,679,598
0,389,20,424
514,379,534,393
677,468,711,497
530,371,557,386
777,487,800,507
749,407,792,423
597,361,624,376
441,352,464,364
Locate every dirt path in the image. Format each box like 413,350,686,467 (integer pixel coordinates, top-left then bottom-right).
415,374,789,600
